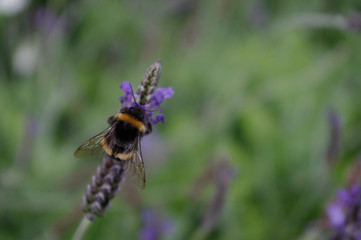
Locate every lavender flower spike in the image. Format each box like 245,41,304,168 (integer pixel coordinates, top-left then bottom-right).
82,157,127,220
139,209,173,240
119,61,174,124
136,60,163,105
326,184,361,239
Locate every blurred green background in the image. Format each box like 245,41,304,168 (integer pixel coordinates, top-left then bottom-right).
1,0,361,239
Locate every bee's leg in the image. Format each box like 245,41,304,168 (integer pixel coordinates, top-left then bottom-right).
145,122,152,135
108,115,116,125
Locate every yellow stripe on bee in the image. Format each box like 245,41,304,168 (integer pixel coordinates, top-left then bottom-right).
115,152,134,160
115,113,146,133
101,138,134,160
102,138,113,157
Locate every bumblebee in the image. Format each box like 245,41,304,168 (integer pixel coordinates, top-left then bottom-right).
74,105,152,189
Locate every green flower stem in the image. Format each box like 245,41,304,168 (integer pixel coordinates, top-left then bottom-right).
72,217,92,240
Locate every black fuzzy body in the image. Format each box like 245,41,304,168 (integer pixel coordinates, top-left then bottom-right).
103,106,152,160
105,121,139,156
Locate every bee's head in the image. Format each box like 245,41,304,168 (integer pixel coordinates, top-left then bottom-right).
119,84,151,126
122,106,147,122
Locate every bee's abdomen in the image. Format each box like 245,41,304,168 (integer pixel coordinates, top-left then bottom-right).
102,121,139,161
114,121,139,142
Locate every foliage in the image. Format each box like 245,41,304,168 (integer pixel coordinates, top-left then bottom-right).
1,0,361,239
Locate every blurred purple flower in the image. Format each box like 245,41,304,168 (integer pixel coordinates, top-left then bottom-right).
326,184,361,239
200,160,235,234
16,116,38,170
327,203,345,228
188,158,236,236
247,0,268,28
119,81,174,124
347,12,361,33
34,7,67,38
325,109,342,165
139,209,173,240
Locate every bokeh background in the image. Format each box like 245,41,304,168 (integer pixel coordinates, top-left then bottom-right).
1,0,361,239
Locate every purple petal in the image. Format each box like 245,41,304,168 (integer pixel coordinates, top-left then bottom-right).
337,189,350,206
141,210,158,224
118,81,173,125
119,96,127,105
147,87,174,109
139,229,158,240
119,81,134,106
158,87,174,98
138,209,174,240
350,184,360,198
327,203,346,227
150,115,165,124
159,219,174,235
120,81,132,94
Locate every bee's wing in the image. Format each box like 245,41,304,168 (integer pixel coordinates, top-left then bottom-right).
127,138,146,189
74,127,112,158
